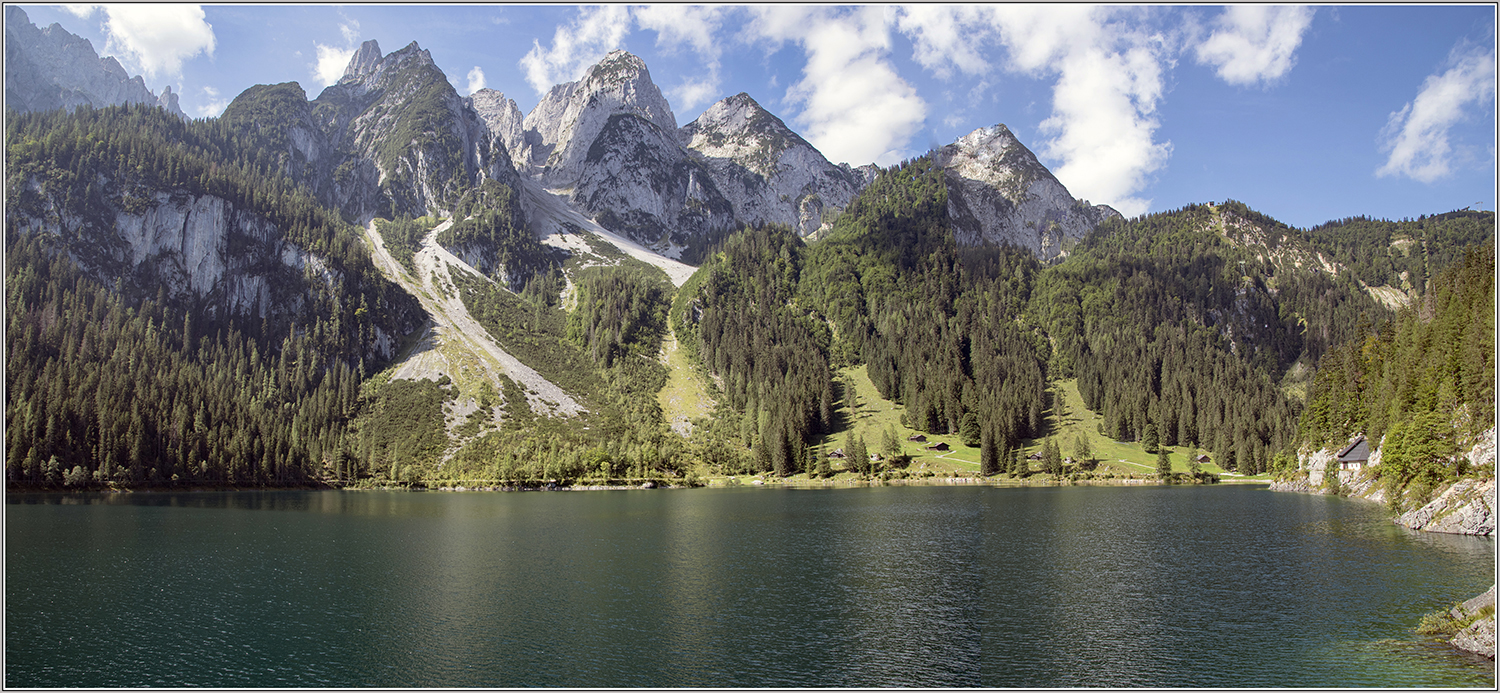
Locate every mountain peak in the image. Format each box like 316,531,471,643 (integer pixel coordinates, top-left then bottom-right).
520,48,677,179
679,92,815,176
943,123,1056,191
343,40,383,79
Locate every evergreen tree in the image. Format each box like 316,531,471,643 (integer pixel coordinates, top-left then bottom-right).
960,413,981,447
980,426,999,476
848,430,869,476
1043,439,1063,476
1156,447,1172,478
1073,433,1093,469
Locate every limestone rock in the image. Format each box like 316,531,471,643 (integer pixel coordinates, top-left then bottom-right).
679,92,866,237
573,113,735,252
1396,477,1496,536
311,39,519,220
1449,584,1497,659
467,89,527,172
4,6,185,118
521,50,677,184
936,125,1119,260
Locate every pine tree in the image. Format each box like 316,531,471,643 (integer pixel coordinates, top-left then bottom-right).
1156,447,1172,478
1043,439,1062,476
1073,433,1093,469
848,430,869,476
980,426,999,476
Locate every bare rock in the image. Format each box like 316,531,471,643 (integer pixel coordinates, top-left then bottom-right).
1449,584,1496,659
1396,477,1495,536
4,6,185,118
936,125,1119,260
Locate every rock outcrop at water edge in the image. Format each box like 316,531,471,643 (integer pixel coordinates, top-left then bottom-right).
1448,585,1496,659
1396,477,1495,536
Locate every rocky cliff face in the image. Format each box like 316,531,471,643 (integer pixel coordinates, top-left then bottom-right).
4,6,185,118
679,93,867,237
519,50,678,183
309,40,521,221
936,125,1118,260
8,173,414,355
574,113,735,253
466,89,527,172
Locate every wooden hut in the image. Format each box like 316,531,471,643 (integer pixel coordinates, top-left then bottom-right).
1336,437,1371,471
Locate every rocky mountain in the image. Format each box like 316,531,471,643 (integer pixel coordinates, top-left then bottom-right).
936,124,1119,260
310,40,522,221
679,93,868,238
4,6,184,118
467,52,867,257
518,50,679,182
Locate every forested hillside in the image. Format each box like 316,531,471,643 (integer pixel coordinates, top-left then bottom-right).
1297,244,1494,489
5,104,422,486
6,98,1491,490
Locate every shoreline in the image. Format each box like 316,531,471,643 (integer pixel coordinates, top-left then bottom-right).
7,474,1273,495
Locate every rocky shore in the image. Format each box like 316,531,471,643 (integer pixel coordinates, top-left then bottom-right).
1271,427,1496,659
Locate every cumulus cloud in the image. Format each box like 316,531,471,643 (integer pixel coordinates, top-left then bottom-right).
1194,6,1315,87
193,85,227,118
311,21,361,88
978,6,1170,217
313,44,356,88
466,66,487,95
1377,43,1497,183
61,5,97,19
519,5,631,94
749,6,926,166
635,5,728,113
98,4,216,78
894,5,992,80
671,76,721,114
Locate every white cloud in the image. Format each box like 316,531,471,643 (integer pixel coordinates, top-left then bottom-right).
671,76,720,114
634,5,725,58
466,66,487,95
193,85,227,118
519,5,631,94
98,4,216,78
976,6,1170,217
1194,6,1315,87
1377,44,1497,183
749,6,926,166
313,44,355,88
61,5,97,19
311,21,362,89
635,5,728,114
894,5,992,80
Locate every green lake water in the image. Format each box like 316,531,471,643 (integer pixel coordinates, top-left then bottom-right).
6,484,1495,687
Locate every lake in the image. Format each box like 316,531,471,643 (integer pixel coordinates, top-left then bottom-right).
6,484,1495,687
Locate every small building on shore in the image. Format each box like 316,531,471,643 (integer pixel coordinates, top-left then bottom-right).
1337,437,1371,471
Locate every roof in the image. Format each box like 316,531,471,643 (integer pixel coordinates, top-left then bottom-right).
1337,437,1370,462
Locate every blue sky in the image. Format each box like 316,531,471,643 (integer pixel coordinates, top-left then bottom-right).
17,4,1496,228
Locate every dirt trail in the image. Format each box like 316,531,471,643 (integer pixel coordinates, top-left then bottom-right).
520,181,698,287
364,219,584,418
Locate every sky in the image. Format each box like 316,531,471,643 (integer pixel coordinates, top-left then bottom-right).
15,3,1497,228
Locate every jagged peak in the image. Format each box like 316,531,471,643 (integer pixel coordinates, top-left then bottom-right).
585,49,650,83
343,39,383,79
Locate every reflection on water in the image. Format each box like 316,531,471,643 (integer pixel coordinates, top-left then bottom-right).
6,486,1494,687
